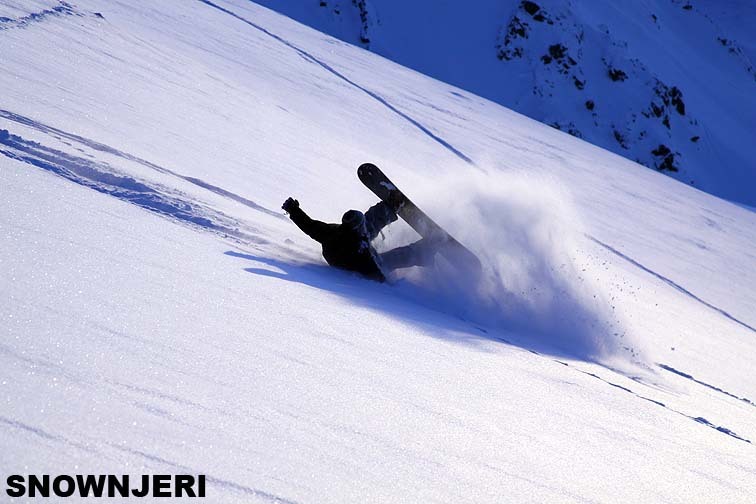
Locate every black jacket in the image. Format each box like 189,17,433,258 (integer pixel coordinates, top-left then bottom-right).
288,202,397,281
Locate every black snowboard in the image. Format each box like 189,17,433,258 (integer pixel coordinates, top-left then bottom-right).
358,163,482,274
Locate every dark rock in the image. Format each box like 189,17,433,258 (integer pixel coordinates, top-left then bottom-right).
550,122,582,138
498,47,523,60
614,130,628,149
568,128,582,138
658,154,678,172
651,145,678,171
519,0,550,22
549,43,567,59
652,144,671,157
509,16,528,38
573,76,585,90
669,86,686,115
608,68,627,81
497,15,529,60
690,136,700,142
522,1,541,16
585,100,595,110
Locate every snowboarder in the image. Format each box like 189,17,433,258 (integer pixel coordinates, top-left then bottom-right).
282,197,437,282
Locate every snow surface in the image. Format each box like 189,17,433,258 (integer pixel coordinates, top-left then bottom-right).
255,0,756,206
1,0,756,502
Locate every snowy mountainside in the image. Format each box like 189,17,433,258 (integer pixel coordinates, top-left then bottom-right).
2,0,756,502
255,0,756,205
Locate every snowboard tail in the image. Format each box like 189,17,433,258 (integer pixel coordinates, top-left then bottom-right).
358,163,481,274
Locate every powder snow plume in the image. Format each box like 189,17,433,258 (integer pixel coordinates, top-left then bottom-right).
382,169,641,362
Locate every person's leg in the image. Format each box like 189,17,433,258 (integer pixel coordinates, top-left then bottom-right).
379,238,438,272
364,201,398,240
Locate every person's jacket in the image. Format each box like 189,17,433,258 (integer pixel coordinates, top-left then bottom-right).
288,202,397,282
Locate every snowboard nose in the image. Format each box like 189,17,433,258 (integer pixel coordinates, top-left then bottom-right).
358,162,378,179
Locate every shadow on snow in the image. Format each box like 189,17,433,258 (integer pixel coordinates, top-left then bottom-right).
226,250,753,445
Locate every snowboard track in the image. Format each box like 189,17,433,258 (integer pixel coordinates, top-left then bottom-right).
0,127,266,245
658,363,756,408
110,445,301,503
549,360,752,444
197,0,475,165
590,237,756,335
0,109,283,220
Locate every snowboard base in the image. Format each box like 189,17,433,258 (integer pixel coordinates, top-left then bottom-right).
358,163,482,275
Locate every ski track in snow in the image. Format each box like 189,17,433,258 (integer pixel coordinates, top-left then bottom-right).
0,416,100,455
0,129,247,240
0,112,298,252
0,109,283,220
2,379,299,500
589,236,756,335
0,415,61,442
549,360,752,445
110,445,300,503
658,363,756,409
197,0,475,165
1,413,302,501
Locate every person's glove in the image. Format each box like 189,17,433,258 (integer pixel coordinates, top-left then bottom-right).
282,197,299,214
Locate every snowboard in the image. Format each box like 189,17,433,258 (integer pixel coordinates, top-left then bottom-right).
358,163,482,274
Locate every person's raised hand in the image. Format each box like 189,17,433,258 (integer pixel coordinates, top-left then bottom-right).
282,197,299,213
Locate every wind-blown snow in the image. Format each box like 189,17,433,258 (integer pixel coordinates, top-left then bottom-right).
1,0,755,502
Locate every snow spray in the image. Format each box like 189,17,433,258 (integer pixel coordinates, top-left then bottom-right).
378,169,640,362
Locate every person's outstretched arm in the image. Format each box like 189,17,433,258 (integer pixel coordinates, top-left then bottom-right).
282,197,334,243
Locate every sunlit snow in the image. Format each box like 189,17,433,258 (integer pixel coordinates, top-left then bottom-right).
1,1,755,502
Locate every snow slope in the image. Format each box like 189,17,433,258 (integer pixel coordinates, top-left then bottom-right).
1,0,756,502
255,0,756,206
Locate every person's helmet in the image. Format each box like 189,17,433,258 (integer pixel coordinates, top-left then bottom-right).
341,209,365,231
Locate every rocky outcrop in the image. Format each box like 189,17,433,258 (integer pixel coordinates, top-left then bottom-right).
494,0,707,180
